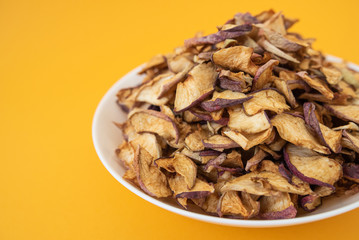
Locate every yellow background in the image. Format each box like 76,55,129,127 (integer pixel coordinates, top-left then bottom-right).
1,0,359,239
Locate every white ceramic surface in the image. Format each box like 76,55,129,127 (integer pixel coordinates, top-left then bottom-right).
92,56,359,227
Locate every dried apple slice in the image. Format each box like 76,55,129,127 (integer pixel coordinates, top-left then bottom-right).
202,135,239,150
260,27,302,52
221,171,312,195
258,38,299,63
128,108,179,143
260,192,297,219
252,60,279,90
228,107,271,134
243,89,290,115
271,113,330,154
300,194,321,212
224,127,273,150
284,144,342,189
245,148,267,171
333,122,359,132
136,73,175,105
299,92,348,105
184,24,252,47
200,90,253,112
174,62,218,112
157,65,193,99
155,153,197,189
343,163,359,183
134,146,172,198
168,174,215,198
297,71,334,100
139,54,166,74
342,131,359,153
212,46,259,76
321,66,342,85
184,128,208,152
217,191,259,218
274,79,298,108
324,104,359,124
303,102,342,153
223,150,243,168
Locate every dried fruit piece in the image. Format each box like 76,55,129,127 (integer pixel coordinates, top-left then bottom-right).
342,131,359,153
325,104,359,124
221,171,311,195
201,91,253,112
300,194,321,212
260,192,297,219
174,62,218,112
184,128,208,151
202,134,239,150
252,60,279,90
321,66,342,85
155,153,197,189
284,144,342,188
168,174,215,198
128,109,179,143
217,191,259,218
258,39,300,63
297,71,334,100
212,46,259,75
271,113,329,154
184,24,252,48
134,147,172,198
224,127,273,150
228,107,271,134
343,163,359,183
303,102,342,153
243,89,290,115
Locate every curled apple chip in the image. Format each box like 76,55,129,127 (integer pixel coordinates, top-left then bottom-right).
203,135,239,150
243,89,290,115
136,73,175,105
260,192,297,219
303,102,342,153
342,131,359,153
258,38,300,63
134,147,172,198
168,174,215,199
252,60,279,90
228,107,271,134
260,27,302,52
284,144,342,188
155,153,197,189
297,71,334,100
271,113,329,154
245,148,267,171
201,91,253,112
300,194,321,212
128,109,179,143
212,46,259,76
224,127,273,150
324,104,359,124
274,79,298,108
343,163,359,183
174,62,218,112
184,24,252,48
321,66,342,85
139,54,166,74
217,191,259,218
221,170,312,196
184,127,209,151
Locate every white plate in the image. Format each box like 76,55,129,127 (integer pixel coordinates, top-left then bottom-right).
92,56,359,227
